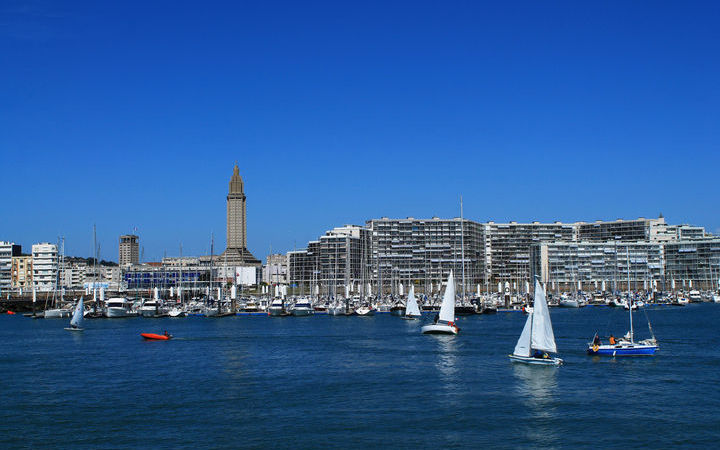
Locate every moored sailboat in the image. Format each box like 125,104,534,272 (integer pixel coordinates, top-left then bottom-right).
509,280,562,365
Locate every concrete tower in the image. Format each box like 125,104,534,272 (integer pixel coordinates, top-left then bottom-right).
227,165,247,249
222,164,260,264
119,234,139,266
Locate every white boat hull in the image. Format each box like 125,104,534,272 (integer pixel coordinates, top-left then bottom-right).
558,300,579,308
44,308,72,318
355,307,375,316
268,306,286,316
168,308,185,317
509,354,562,365
292,307,314,316
421,323,458,335
327,307,346,316
105,308,136,318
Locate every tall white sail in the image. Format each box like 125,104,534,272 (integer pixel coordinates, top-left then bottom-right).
405,285,421,317
70,297,84,328
438,271,456,323
513,313,532,357
530,280,557,353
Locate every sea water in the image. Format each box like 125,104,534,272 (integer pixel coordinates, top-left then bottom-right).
1,304,719,449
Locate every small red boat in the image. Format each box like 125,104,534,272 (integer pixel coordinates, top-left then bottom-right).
141,333,172,340
6,311,16,315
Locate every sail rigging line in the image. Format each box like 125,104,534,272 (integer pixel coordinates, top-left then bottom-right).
642,307,656,340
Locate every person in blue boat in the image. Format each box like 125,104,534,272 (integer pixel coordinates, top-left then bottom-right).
533,350,550,359
593,333,601,346
609,334,616,345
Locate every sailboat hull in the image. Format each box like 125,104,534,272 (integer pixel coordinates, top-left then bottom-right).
64,327,84,332
587,343,657,356
421,323,458,335
355,308,375,316
509,354,562,365
402,315,421,320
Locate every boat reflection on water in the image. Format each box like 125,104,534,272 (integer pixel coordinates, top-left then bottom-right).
432,336,460,406
512,363,560,446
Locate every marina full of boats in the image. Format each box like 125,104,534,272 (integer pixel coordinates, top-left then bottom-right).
15,286,720,319
17,286,720,321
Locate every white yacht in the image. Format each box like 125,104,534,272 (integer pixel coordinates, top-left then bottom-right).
139,299,166,317
291,298,314,316
168,307,186,317
104,298,136,318
268,298,286,316
558,295,580,308
688,290,702,303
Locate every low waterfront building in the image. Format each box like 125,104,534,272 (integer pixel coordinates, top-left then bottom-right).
32,243,58,293
123,263,209,291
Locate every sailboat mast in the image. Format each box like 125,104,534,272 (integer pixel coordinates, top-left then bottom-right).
460,195,466,304
209,232,214,310
179,243,183,306
528,282,535,352
626,246,634,343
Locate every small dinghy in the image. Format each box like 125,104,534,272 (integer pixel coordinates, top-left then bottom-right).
141,332,172,340
509,280,562,366
402,285,422,320
64,297,84,332
421,271,459,335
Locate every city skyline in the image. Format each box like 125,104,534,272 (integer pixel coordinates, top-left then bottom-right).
2,2,719,261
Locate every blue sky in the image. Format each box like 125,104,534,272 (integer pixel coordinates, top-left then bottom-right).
2,1,719,262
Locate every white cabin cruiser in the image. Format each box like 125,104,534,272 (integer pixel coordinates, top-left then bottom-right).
104,298,136,318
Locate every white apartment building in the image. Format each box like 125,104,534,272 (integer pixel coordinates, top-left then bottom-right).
61,261,88,289
32,243,58,292
0,241,20,291
262,253,288,285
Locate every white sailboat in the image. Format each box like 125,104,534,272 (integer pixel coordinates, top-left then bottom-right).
421,271,459,335
64,297,84,331
403,285,421,320
509,280,562,365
